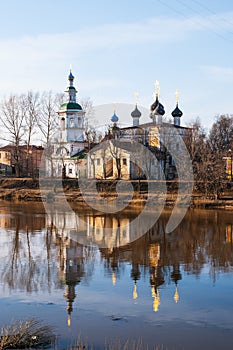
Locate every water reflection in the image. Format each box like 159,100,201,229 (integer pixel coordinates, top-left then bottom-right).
45,206,233,321
0,202,233,348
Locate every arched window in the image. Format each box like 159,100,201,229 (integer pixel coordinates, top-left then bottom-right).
70,117,74,128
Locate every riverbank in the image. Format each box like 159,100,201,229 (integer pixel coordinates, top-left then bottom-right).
0,177,233,209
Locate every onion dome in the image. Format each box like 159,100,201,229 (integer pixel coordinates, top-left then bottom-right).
155,101,165,116
171,103,183,118
131,105,141,118
111,112,119,123
151,96,165,115
60,102,82,111
68,70,74,81
151,95,159,111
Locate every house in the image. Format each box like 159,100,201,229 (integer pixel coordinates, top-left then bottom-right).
0,148,11,175
0,145,45,177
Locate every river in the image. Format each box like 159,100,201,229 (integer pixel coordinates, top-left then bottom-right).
0,201,232,349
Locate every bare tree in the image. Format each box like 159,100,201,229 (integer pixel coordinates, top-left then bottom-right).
24,91,40,176
206,115,233,197
189,115,233,198
208,114,233,154
79,97,94,131
37,91,61,147
109,141,123,179
0,94,26,176
36,92,63,177
25,91,40,147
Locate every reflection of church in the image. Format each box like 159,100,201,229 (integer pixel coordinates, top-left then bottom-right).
46,208,185,318
53,227,85,326
46,209,134,250
99,233,182,313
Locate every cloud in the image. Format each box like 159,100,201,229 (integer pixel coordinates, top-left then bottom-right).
0,11,232,95
201,65,233,82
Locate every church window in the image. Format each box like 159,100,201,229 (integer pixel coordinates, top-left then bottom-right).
97,158,100,165
70,118,74,128
122,158,127,165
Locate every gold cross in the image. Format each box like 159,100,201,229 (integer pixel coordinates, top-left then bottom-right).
134,91,139,105
154,80,160,100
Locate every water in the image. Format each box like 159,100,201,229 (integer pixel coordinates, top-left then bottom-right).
0,201,233,349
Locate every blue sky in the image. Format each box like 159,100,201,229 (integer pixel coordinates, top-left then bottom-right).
0,0,233,129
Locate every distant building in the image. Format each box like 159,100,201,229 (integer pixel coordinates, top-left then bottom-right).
0,145,45,177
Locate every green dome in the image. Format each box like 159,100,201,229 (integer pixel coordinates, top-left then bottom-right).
60,102,82,111
66,86,76,90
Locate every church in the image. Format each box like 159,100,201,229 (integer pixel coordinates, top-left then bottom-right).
46,70,88,178
47,70,192,180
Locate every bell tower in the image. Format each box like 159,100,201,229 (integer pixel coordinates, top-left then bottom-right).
58,69,85,144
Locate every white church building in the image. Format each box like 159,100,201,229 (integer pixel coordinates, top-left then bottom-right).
47,70,88,178
46,69,191,180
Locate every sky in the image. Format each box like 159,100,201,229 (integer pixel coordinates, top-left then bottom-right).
0,0,233,131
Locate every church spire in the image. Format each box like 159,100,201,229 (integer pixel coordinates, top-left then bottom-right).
131,92,141,127
171,89,183,126
150,81,165,124
66,68,77,103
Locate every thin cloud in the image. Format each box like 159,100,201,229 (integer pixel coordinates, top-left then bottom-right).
0,11,232,94
1,11,233,59
201,65,233,82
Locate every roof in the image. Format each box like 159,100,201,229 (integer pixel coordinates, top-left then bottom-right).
68,71,74,80
131,105,142,118
66,86,77,91
111,112,119,122
151,96,159,111
171,104,183,118
0,145,44,151
71,151,87,159
60,102,82,111
120,121,191,131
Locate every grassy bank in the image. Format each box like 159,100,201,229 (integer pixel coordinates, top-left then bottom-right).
0,177,232,209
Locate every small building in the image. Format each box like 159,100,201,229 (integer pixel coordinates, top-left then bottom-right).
0,148,11,175
0,145,45,177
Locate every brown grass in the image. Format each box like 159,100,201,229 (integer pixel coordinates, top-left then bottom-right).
0,319,166,349
67,337,167,350
0,319,55,349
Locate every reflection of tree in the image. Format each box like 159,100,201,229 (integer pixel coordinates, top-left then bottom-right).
0,205,59,293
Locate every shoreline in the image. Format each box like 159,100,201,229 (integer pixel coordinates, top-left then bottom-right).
0,177,233,209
